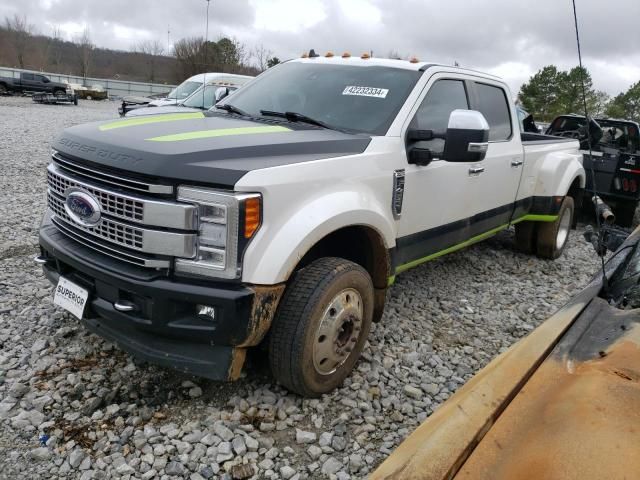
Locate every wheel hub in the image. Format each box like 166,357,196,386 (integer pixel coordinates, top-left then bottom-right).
313,288,363,375
556,207,572,250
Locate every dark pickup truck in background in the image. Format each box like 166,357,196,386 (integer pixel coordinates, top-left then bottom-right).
0,72,68,96
547,114,640,226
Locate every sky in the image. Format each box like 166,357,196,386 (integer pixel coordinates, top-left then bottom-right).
1,0,638,96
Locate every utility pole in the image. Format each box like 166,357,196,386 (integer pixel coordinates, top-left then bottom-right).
205,0,211,68
203,0,211,106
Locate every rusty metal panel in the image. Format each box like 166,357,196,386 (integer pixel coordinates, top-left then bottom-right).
455,298,640,480
369,285,598,480
237,284,285,348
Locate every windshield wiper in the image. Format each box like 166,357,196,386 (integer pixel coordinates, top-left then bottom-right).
260,110,340,131
215,103,250,116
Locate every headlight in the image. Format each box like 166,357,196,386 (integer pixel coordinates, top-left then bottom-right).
175,186,261,279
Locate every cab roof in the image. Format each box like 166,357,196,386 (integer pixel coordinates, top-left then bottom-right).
287,56,503,81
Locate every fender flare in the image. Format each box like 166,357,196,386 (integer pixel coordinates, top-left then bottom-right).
241,191,396,285
535,151,585,198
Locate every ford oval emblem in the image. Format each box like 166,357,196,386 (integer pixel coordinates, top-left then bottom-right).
64,188,102,227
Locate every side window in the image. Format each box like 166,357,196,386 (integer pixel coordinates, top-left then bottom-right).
410,79,469,154
475,83,512,141
22,73,34,81
413,79,469,131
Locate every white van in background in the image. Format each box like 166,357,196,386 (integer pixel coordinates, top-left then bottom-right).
125,75,253,117
148,73,253,107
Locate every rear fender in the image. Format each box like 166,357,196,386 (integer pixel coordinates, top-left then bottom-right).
534,151,585,198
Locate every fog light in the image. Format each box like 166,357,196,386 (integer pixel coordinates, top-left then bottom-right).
197,305,216,321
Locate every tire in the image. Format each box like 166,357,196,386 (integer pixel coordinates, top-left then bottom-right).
536,196,574,259
269,257,374,397
514,221,537,254
0,83,7,94
54,89,65,97
614,203,637,228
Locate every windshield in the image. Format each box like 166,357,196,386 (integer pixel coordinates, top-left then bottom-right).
168,81,201,100
222,62,421,135
182,85,238,109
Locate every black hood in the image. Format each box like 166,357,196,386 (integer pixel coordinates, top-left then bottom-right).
54,112,371,188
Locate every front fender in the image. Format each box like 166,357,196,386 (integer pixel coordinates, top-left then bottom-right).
241,191,396,285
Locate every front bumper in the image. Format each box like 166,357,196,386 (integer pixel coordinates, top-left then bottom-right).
39,221,284,380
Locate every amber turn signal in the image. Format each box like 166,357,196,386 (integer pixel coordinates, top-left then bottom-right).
244,197,261,239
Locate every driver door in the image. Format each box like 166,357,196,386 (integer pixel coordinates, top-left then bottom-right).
395,76,476,270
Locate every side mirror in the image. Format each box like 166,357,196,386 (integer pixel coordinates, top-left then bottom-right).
407,129,434,142
43,77,50,83
406,128,439,167
442,110,490,162
215,87,230,103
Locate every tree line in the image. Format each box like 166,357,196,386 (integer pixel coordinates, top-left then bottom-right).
1,14,279,85
518,65,639,122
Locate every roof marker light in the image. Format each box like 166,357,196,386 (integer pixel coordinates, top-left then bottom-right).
301,52,308,58
409,57,420,63
325,51,334,58
361,52,371,59
342,52,351,58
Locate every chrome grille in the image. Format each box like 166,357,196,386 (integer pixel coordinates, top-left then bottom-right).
51,216,170,268
48,167,144,222
47,163,196,230
49,191,144,249
52,151,173,194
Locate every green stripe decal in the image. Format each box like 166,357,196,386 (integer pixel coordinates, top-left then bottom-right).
99,112,205,131
146,125,291,142
512,214,559,223
395,223,510,275
391,213,559,279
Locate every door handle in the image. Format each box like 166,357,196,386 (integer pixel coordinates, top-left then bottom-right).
511,159,524,167
468,166,485,176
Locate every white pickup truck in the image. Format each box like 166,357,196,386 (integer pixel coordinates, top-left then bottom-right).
37,56,585,396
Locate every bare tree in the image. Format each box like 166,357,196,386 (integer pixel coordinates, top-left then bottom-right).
252,43,273,72
173,37,205,79
5,14,34,68
133,40,164,82
74,28,94,82
49,26,64,67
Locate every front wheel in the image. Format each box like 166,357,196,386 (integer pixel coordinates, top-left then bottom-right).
269,257,374,397
536,196,574,259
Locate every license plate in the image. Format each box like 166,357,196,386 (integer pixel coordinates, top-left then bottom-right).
54,277,89,319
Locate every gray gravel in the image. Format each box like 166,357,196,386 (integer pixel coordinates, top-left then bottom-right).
0,96,609,479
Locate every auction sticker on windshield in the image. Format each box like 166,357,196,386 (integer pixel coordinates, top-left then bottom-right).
342,86,389,98
54,277,89,319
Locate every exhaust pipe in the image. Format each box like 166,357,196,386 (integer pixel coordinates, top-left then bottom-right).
592,196,615,225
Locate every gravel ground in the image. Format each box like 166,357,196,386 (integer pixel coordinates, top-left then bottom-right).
0,96,610,479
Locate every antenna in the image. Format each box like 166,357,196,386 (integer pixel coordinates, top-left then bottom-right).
167,24,170,52
571,0,608,290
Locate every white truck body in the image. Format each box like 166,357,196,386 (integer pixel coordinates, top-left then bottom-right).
38,56,585,396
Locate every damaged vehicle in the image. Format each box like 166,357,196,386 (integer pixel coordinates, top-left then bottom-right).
371,223,640,480
37,56,585,396
547,114,640,226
